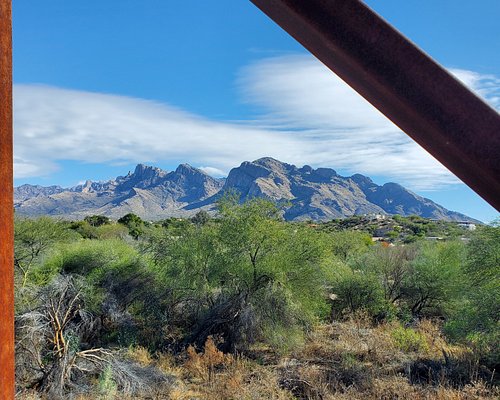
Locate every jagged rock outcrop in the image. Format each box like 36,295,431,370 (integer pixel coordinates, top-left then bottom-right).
222,158,384,220
14,184,65,201
15,163,223,220
349,174,471,220
14,158,475,222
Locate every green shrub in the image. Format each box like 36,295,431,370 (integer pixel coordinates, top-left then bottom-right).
150,197,333,352
98,365,117,399
44,239,138,276
94,223,130,240
401,241,463,318
445,222,500,367
84,215,111,227
331,267,385,318
14,216,77,286
118,213,146,239
262,323,305,355
391,326,428,353
329,230,372,261
70,220,99,239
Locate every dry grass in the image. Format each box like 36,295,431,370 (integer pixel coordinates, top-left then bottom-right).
157,317,497,400
177,336,292,399
184,336,234,383
16,318,498,399
16,391,42,400
126,345,153,366
270,315,497,400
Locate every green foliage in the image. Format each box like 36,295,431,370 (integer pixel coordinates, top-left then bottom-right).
386,230,398,239
159,217,191,232
190,210,211,226
217,197,333,322
84,214,111,227
329,230,372,262
331,266,385,317
12,206,499,397
98,365,117,399
445,221,500,367
118,213,145,239
402,241,463,317
94,223,130,240
70,220,99,239
149,197,332,351
358,245,416,306
331,241,464,320
391,325,428,353
318,215,471,242
261,322,305,355
14,216,76,287
41,238,171,348
464,221,500,284
118,213,144,226
44,239,138,277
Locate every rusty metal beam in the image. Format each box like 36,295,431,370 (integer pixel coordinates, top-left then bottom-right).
0,0,14,398
250,0,500,210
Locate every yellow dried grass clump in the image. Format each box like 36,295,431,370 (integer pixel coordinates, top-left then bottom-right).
126,345,153,366
184,336,234,383
18,319,498,400
180,336,292,399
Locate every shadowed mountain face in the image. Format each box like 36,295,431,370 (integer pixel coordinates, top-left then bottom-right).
14,164,224,220
14,158,475,222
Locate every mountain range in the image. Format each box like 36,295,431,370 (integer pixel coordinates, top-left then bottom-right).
14,157,475,222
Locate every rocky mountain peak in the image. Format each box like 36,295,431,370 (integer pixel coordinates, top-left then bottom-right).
13,158,476,223
14,184,64,202
170,164,222,194
224,160,272,193
115,164,168,191
80,180,93,193
253,157,284,167
174,163,204,176
300,165,313,174
350,173,375,188
313,167,338,181
253,157,297,174
132,164,167,180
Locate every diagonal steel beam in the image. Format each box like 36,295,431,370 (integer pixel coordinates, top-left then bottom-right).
0,0,14,398
250,0,500,210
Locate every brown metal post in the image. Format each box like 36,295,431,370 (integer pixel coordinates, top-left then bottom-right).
250,0,500,210
0,0,14,398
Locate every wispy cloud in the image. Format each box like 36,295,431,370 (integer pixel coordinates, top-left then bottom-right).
238,55,500,190
450,69,500,110
198,166,227,177
14,84,308,179
13,55,500,190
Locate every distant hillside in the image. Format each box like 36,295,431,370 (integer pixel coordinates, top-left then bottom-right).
14,158,476,222
314,214,477,243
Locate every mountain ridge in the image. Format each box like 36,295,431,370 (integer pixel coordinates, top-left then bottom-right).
14,158,477,222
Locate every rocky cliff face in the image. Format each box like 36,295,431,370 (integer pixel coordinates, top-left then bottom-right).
349,175,471,221
223,158,385,221
15,163,224,220
14,158,475,222
14,184,65,201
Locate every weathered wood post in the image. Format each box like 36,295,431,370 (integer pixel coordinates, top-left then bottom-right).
0,0,14,398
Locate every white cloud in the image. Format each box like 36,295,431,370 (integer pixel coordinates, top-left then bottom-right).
238,55,500,189
14,84,309,179
450,68,500,110
198,166,227,177
13,56,500,191
238,55,391,130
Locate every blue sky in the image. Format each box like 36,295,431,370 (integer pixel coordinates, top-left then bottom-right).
12,0,499,222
